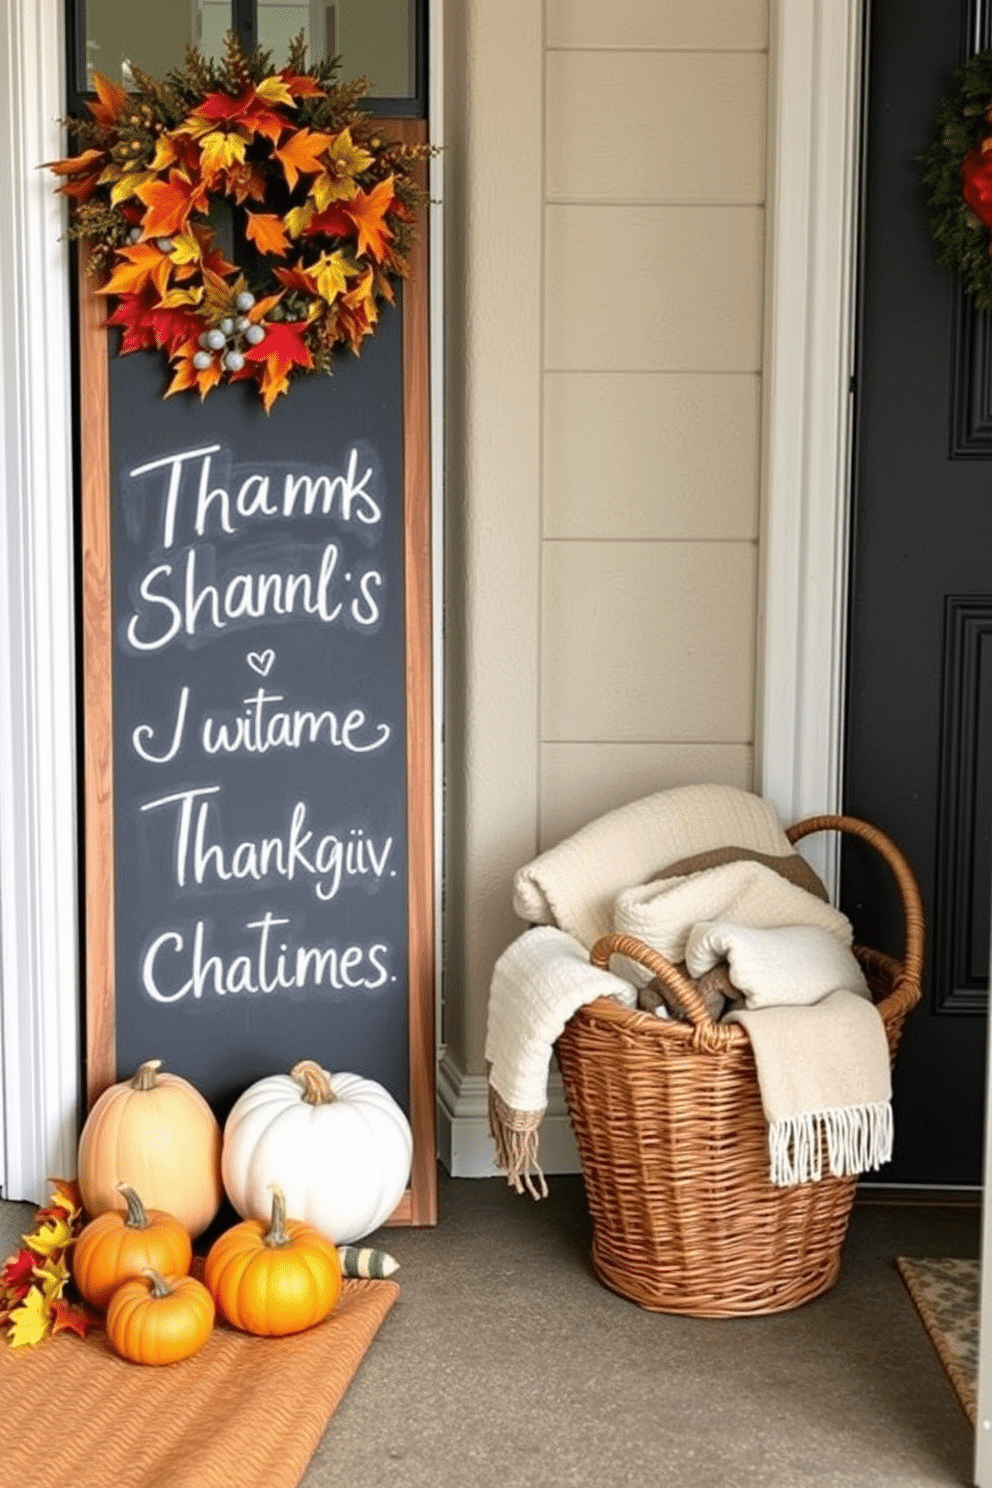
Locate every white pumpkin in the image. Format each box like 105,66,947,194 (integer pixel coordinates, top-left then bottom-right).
221,1060,413,1244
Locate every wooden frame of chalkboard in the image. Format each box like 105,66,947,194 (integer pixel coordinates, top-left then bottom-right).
78,119,436,1227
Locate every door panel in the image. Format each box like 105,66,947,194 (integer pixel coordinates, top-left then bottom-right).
845,0,991,1184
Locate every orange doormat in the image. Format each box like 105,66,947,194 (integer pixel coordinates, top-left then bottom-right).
0,1277,398,1488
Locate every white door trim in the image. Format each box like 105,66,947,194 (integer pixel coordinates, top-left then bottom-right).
0,0,80,1200
757,0,863,892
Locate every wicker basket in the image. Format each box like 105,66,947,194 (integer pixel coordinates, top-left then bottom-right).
554,814,924,1317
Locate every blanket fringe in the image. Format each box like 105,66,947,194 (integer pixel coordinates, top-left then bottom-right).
769,1101,893,1187
487,1080,549,1199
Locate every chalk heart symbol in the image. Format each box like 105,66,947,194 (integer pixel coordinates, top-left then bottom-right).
247,649,276,677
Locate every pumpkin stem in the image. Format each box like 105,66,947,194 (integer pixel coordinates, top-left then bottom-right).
290,1059,337,1106
141,1268,172,1299
116,1183,150,1229
263,1184,291,1247
131,1059,163,1091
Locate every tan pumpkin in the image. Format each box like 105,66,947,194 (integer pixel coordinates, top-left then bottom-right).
204,1184,342,1336
72,1183,192,1311
78,1059,222,1238
105,1268,215,1365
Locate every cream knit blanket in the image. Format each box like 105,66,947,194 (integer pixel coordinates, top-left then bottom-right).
485,926,637,1197
513,784,795,949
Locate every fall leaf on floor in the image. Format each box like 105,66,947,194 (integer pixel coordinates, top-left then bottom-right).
51,1297,100,1341
7,1287,52,1348
1,1248,38,1305
33,1252,71,1305
24,1216,76,1259
43,1178,83,1219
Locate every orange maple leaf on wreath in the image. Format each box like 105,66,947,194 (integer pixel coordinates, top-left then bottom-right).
86,72,129,128
344,176,396,263
134,170,209,239
245,211,291,258
274,128,333,192
96,242,174,300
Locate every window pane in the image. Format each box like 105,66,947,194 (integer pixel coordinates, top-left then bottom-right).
258,0,415,98
81,2,230,90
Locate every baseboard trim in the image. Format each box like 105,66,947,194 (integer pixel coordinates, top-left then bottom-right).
436,1048,580,1178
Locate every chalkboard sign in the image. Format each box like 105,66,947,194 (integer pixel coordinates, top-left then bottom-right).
78,123,435,1226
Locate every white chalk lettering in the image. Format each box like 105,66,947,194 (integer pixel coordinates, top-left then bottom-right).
132,686,189,764
201,690,390,757
141,914,392,1002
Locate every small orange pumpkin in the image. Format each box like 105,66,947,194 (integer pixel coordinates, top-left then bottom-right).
204,1184,342,1336
73,1183,192,1310
105,1268,215,1365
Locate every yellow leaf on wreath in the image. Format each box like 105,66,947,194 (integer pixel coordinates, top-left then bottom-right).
157,285,204,308
168,231,203,267
310,171,356,212
285,202,315,239
7,1288,51,1348
311,249,352,304
110,170,155,206
23,1217,75,1258
199,130,247,182
151,135,180,173
255,75,296,109
96,163,123,187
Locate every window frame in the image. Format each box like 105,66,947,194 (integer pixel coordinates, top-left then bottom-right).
65,0,426,117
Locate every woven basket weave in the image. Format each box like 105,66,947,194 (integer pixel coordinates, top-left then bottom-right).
554,814,924,1317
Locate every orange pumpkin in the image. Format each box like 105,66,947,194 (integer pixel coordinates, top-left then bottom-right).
105,1268,215,1365
78,1059,223,1237
73,1183,192,1310
204,1184,342,1336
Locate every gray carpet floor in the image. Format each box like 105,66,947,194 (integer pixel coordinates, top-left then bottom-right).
0,1173,981,1487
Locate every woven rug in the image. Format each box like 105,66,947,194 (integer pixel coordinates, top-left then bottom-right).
0,1277,398,1488
896,1256,978,1425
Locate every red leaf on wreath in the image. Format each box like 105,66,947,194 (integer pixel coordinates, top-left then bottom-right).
273,263,317,296
245,321,313,412
194,86,258,125
301,204,354,241
962,144,992,230
281,71,326,100
134,170,209,239
245,211,291,258
274,129,333,192
343,176,395,263
86,72,130,128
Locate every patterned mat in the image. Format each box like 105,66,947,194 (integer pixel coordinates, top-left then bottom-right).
0,1277,398,1488
896,1256,978,1424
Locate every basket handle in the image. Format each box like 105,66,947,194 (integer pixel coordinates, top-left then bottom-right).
589,932,731,1048
785,813,925,988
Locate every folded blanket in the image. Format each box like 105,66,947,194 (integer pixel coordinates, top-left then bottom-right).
485,926,637,1197
727,991,893,1185
685,922,869,1008
512,785,795,949
613,860,851,978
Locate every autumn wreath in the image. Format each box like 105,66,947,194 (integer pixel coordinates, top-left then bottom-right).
49,35,429,410
919,48,992,312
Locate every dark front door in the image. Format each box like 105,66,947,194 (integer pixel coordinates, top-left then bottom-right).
845,0,992,1184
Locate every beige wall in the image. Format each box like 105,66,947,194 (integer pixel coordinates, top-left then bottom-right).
442,1,769,1077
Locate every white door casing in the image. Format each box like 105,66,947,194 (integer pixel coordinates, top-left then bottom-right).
0,0,79,1199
